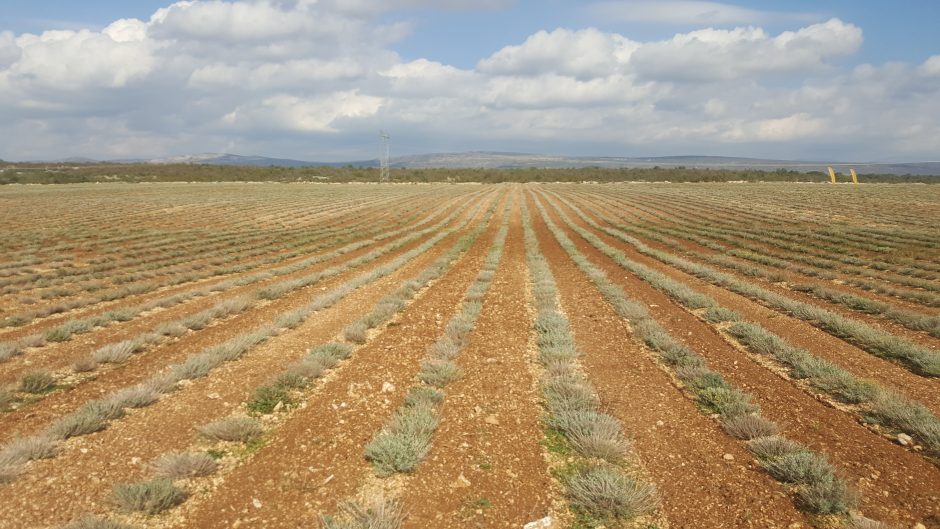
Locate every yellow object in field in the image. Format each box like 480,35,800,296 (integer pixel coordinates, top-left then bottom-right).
828,166,837,184
850,169,859,184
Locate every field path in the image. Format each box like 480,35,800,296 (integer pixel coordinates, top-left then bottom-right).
536,190,940,528
553,190,940,412
400,190,560,528
168,193,506,529
0,194,497,529
527,192,809,529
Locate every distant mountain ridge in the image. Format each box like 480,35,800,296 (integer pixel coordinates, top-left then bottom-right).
36,152,940,176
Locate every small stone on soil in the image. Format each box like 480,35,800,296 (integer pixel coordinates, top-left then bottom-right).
524,516,554,529
897,433,913,446
723,453,735,461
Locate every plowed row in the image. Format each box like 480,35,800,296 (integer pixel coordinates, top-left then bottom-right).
1,182,937,529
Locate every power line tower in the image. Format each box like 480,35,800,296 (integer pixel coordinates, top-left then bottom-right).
379,130,390,183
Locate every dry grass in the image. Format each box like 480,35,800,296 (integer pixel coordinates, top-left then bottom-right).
722,414,780,440
90,339,143,364
418,358,460,388
112,479,187,514
322,494,403,529
18,370,55,394
0,436,57,466
199,417,263,443
152,452,218,480
564,465,657,520
108,385,160,409
62,515,136,529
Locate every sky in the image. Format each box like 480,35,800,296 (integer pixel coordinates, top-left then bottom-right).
1,0,938,162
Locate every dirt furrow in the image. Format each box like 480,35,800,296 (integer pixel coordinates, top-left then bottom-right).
526,192,809,529
0,193,501,529
551,191,940,412
167,196,504,529
0,194,491,444
0,196,462,385
536,190,940,528
400,192,558,529
574,189,940,317
0,194,458,368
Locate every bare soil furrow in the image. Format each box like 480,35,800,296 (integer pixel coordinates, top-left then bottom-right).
549,191,940,408
0,194,501,529
526,192,809,529
400,192,559,529
167,196,503,529
0,194,491,444
536,190,940,528
0,196,464,384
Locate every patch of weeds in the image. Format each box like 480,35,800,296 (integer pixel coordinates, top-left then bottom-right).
321,494,402,529
242,435,269,455
469,497,492,509
564,465,657,521
722,414,780,440
111,479,187,514
541,427,573,456
0,435,57,465
247,385,294,414
152,451,218,480
206,449,227,460
698,386,758,417
62,515,136,529
18,370,56,394
199,417,263,443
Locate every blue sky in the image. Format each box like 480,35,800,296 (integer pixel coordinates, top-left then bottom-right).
1,1,938,161
5,1,938,66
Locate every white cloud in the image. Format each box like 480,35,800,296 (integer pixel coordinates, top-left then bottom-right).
919,55,940,77
322,0,512,14
150,1,310,41
7,28,156,90
482,74,653,108
0,2,936,162
630,19,862,81
587,1,817,25
478,28,639,78
224,91,383,132
723,113,828,142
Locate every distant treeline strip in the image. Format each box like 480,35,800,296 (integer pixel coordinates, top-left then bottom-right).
2,163,938,184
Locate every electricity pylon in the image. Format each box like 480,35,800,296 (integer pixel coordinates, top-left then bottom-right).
379,130,390,183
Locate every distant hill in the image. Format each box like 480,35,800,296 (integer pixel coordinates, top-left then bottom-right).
18,152,940,176
385,152,940,176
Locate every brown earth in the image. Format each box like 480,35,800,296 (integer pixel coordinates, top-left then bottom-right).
0,194,458,387
401,191,561,529
549,190,940,413
0,193,500,529
168,193,506,529
532,190,940,528
526,192,810,529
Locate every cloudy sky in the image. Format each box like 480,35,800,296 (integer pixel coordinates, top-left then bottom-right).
1,0,938,162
